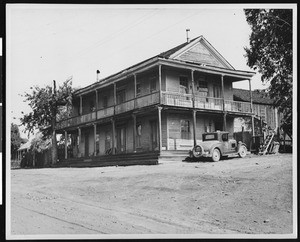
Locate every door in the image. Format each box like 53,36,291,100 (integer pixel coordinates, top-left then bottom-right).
84,132,89,157
150,120,158,151
116,126,126,153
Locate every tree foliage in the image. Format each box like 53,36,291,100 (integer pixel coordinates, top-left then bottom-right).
244,9,293,137
20,79,74,137
11,123,27,157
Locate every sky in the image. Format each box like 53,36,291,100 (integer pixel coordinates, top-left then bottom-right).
7,4,276,138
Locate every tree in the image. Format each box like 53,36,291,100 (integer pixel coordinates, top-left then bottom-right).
11,123,27,158
20,79,73,164
244,9,293,137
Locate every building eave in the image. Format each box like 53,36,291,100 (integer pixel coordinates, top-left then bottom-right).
158,58,256,80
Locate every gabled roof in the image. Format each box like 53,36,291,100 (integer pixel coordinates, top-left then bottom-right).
75,35,255,96
160,36,235,70
233,88,274,105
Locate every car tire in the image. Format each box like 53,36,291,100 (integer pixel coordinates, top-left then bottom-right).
211,149,220,162
238,145,247,158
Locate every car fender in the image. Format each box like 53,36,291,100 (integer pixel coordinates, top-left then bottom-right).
209,144,222,156
237,141,247,150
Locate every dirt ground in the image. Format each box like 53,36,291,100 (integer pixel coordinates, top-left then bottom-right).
9,153,294,238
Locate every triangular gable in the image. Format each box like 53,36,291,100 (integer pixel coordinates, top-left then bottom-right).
168,36,235,70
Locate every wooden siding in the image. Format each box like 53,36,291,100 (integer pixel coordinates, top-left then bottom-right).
176,41,226,68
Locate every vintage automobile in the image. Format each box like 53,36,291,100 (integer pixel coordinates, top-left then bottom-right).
189,131,247,162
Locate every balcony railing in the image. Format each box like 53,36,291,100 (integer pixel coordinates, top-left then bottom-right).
194,96,223,110
162,92,252,114
161,92,193,108
97,106,114,118
56,91,252,130
56,92,160,129
136,92,160,108
224,100,251,113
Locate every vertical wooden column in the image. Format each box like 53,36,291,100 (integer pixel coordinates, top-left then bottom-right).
95,90,98,120
221,75,227,131
248,79,255,136
158,106,162,152
78,127,81,157
79,96,83,115
191,69,195,108
134,74,137,108
64,130,68,160
132,114,137,153
111,118,116,155
113,83,117,105
192,110,197,146
93,123,97,156
158,65,162,103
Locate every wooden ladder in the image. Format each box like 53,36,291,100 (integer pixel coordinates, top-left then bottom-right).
259,131,275,155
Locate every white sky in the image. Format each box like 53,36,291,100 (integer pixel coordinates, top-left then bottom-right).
7,4,277,137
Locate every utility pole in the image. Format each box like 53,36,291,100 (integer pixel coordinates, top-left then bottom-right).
51,80,58,165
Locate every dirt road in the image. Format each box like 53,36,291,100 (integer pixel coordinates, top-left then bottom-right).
9,153,294,237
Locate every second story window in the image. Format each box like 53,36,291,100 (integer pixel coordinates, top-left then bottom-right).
90,100,95,112
179,76,189,94
117,89,126,104
136,81,141,96
103,96,108,108
150,77,157,92
213,85,221,98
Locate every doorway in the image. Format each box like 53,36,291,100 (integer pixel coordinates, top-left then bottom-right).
84,132,89,157
116,126,126,153
150,120,158,151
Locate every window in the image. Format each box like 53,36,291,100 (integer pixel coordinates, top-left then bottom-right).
116,89,126,104
103,96,108,108
179,76,189,94
90,100,95,111
203,133,217,141
198,81,208,89
222,133,228,141
150,77,157,92
213,85,221,98
260,106,267,121
136,81,141,96
180,120,190,139
136,123,142,147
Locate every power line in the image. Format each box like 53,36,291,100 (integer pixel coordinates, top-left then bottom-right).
71,9,161,60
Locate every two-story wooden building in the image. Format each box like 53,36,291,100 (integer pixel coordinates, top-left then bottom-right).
55,36,256,165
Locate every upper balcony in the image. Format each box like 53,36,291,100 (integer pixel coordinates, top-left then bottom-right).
56,91,252,130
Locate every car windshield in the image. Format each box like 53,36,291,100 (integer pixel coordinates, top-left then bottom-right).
203,133,218,141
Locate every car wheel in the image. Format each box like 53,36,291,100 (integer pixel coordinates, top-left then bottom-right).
211,149,220,162
238,145,247,158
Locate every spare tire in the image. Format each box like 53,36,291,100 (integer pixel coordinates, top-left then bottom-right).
192,145,203,158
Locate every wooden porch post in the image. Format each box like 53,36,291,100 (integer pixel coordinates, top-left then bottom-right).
191,69,195,108
93,123,97,156
159,65,162,103
111,118,116,155
95,90,98,120
132,114,137,153
248,79,255,137
79,96,83,115
158,106,162,152
78,127,81,157
221,75,227,131
113,83,117,105
134,74,137,108
193,110,197,146
64,130,68,160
